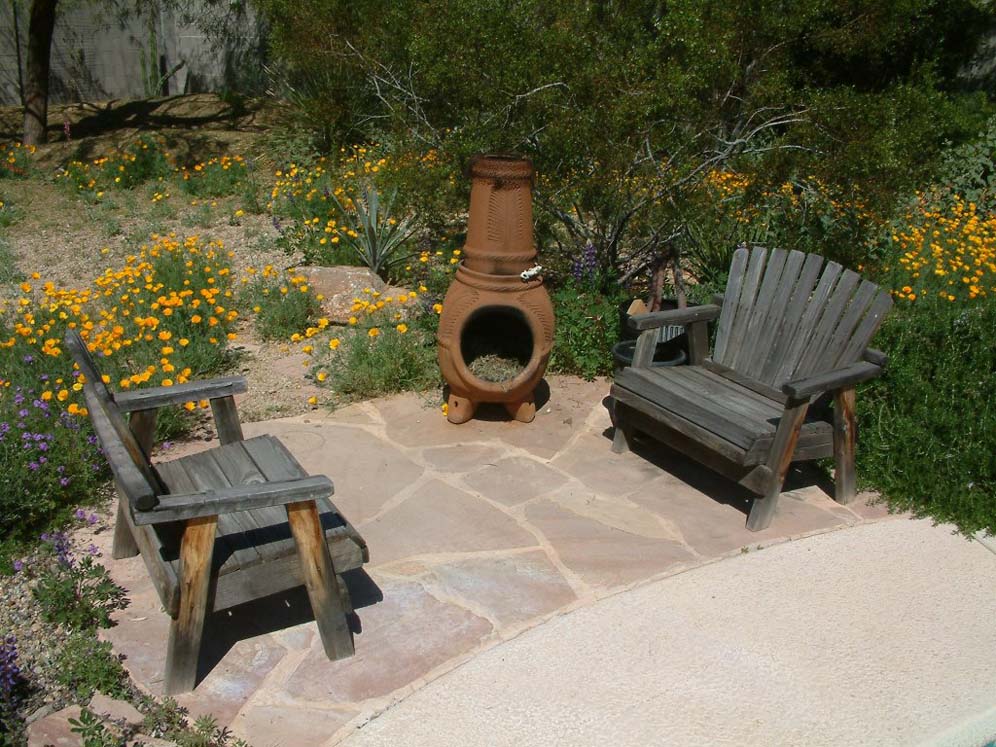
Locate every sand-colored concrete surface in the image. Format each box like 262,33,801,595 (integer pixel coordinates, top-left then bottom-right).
342,519,996,747
88,377,956,746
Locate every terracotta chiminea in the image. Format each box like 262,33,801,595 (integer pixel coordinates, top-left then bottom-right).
437,155,555,424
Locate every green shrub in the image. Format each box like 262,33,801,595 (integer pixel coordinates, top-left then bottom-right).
257,0,991,294
54,633,128,701
859,299,996,534
548,278,624,380
33,534,127,631
177,155,249,198
325,321,439,400
305,288,440,401
0,194,20,228
0,143,34,179
0,234,238,545
241,267,323,341
59,135,172,199
69,708,120,747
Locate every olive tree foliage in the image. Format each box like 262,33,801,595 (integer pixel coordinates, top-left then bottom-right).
256,0,993,286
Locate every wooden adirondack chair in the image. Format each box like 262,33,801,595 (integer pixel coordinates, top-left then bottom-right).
610,246,892,530
64,329,368,694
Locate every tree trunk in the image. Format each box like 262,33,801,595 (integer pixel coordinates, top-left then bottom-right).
23,0,58,146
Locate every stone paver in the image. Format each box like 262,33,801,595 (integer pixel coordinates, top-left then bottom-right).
404,550,579,631
284,579,493,704
462,456,569,506
359,480,537,566
525,499,697,589
230,704,356,747
91,376,901,745
246,420,424,525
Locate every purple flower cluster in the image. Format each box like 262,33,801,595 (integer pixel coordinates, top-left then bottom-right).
40,531,73,567
0,636,21,707
571,242,599,283
74,508,99,526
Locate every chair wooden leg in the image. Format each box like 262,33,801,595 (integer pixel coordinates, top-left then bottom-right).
111,496,140,559
164,516,217,695
286,501,354,660
833,387,857,505
611,425,635,454
747,400,810,531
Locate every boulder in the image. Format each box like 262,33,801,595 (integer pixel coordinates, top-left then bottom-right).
26,705,81,747
295,266,385,324
88,692,144,726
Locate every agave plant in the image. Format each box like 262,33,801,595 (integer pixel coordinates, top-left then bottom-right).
330,182,417,277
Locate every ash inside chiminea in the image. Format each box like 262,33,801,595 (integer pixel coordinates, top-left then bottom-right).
461,306,533,383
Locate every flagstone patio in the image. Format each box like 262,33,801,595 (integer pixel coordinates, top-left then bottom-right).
91,376,891,746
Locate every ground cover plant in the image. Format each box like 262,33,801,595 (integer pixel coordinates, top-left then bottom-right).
853,122,996,534
0,233,240,549
58,135,173,200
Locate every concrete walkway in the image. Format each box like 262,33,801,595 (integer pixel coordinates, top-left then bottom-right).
89,377,993,746
343,518,996,747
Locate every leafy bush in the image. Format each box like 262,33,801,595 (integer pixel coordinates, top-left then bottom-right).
33,532,127,631
59,136,172,199
548,278,624,380
241,266,324,340
0,636,23,747
177,155,249,198
54,633,128,701
258,0,991,293
0,384,106,542
306,287,440,402
0,143,34,179
859,299,995,534
0,235,239,544
69,708,121,747
856,131,996,533
0,194,20,229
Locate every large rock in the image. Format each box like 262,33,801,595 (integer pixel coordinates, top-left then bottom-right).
295,266,385,324
88,693,144,726
26,705,81,747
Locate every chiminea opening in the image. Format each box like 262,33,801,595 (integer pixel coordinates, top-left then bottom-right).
460,305,533,384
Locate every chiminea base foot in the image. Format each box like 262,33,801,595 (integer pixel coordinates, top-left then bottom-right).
446,394,477,424
505,398,536,423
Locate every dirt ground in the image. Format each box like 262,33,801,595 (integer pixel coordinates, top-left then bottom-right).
1,95,328,422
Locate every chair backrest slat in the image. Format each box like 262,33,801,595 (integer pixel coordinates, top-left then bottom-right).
834,290,893,368
792,268,861,379
731,247,786,372
719,246,768,365
712,247,749,362
757,252,825,383
808,279,879,376
713,246,889,389
65,330,162,509
740,248,805,378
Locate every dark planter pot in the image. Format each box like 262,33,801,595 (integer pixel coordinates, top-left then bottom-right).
618,298,691,342
611,336,687,371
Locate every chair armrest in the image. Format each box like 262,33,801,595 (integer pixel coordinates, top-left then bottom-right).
628,304,721,331
782,361,883,399
863,347,888,367
114,375,248,413
131,475,334,525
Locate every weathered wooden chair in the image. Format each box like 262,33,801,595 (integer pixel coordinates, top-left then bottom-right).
610,246,892,530
65,329,368,694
